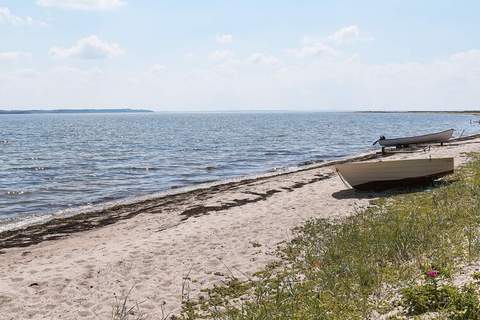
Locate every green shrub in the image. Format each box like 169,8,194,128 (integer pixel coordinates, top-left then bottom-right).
402,280,480,319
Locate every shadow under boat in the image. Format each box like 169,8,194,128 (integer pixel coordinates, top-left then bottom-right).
332,179,455,200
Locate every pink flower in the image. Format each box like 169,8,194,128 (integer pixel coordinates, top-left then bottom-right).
426,269,439,278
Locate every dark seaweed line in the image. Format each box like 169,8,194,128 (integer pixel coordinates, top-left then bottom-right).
180,173,332,220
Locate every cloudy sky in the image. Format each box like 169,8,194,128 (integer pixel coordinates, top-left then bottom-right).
1,0,479,111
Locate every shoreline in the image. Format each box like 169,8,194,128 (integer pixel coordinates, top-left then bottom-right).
3,132,479,238
1,135,480,319
0,150,379,250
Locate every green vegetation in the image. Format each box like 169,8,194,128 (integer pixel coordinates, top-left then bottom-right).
178,154,480,319
402,275,480,319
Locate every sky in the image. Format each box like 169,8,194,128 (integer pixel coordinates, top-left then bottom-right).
0,0,479,111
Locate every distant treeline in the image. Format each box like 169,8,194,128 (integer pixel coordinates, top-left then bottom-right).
0,109,154,115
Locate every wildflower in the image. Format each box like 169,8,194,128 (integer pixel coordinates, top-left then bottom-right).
426,269,439,278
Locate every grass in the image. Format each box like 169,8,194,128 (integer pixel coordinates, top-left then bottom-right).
402,275,480,319
176,153,480,319
112,287,147,320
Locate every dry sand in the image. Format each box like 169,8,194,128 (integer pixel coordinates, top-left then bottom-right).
1,138,480,319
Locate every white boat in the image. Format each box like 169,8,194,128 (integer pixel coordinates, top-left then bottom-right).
375,129,454,147
336,158,454,190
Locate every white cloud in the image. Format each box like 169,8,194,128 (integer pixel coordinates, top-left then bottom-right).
184,52,197,62
148,64,166,76
215,34,233,44
49,35,124,59
289,41,337,58
36,0,125,10
328,25,361,45
0,7,45,26
450,49,480,62
289,25,369,59
15,69,40,78
247,53,281,66
52,66,104,79
209,50,233,61
0,51,32,62
3,47,480,111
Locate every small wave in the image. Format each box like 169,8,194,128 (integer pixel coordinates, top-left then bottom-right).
128,166,161,171
313,154,348,159
264,150,302,156
325,154,348,159
7,166,51,172
106,166,162,172
2,190,32,197
204,164,226,172
296,153,349,166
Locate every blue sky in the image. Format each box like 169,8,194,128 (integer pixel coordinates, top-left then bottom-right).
1,0,479,110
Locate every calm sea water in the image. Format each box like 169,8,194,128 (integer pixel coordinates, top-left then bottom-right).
0,112,477,225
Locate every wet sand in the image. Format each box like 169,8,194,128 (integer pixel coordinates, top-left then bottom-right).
1,137,480,319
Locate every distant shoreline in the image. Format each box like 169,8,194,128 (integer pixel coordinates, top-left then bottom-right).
356,110,480,115
1,109,480,115
0,108,154,115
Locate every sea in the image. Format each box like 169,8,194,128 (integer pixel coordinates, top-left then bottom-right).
0,112,478,228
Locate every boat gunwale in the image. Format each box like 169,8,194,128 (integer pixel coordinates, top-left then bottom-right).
335,157,454,168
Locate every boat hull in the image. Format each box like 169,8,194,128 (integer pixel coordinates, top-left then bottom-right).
378,129,454,147
336,158,454,190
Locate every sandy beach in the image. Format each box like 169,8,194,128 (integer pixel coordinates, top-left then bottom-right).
1,137,480,319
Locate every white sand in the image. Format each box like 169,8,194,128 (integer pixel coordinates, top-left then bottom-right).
1,139,480,319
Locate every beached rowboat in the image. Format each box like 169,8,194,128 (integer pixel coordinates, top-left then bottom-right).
376,129,454,147
336,158,454,190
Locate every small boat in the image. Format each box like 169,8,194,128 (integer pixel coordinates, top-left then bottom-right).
374,129,454,147
336,158,454,190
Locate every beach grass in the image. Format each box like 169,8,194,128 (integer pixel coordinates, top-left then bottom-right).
177,153,480,319
111,287,147,320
